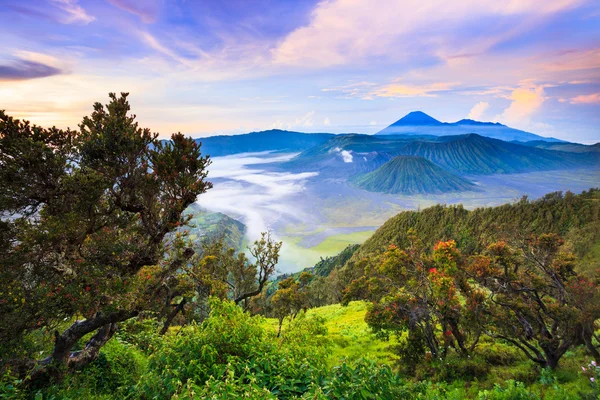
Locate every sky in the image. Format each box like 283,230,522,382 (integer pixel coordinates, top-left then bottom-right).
0,0,599,143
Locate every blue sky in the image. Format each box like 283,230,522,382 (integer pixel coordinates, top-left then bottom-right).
1,0,599,143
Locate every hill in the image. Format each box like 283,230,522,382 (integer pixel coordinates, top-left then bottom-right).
351,188,600,270
196,129,334,157
398,133,588,174
377,111,564,142
181,203,246,251
351,156,476,195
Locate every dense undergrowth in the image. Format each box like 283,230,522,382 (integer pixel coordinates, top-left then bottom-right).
3,299,599,399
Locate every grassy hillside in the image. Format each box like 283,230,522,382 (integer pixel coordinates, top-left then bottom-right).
353,188,600,261
351,156,476,195
182,203,246,251
265,301,397,366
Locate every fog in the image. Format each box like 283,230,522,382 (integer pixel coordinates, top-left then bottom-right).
196,152,318,242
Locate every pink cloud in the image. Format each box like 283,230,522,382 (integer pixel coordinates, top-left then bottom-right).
570,93,600,104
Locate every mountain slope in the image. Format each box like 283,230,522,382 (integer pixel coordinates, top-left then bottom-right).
384,111,443,127
280,134,403,177
181,203,246,251
196,130,334,157
517,140,600,154
376,112,563,142
351,156,476,195
348,189,600,271
399,134,589,175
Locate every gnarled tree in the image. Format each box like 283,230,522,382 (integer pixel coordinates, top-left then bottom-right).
468,234,600,368
0,93,211,383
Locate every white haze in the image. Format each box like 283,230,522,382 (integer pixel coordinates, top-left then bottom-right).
196,152,318,241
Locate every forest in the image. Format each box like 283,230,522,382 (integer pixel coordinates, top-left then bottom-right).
1,94,600,399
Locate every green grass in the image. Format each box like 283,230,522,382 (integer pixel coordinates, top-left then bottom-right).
311,231,375,254
266,301,397,367
265,300,598,395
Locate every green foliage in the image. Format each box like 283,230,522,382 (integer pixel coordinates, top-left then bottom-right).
137,298,330,399
35,338,146,399
354,189,600,264
477,380,538,400
313,244,360,277
307,359,408,399
180,203,246,252
15,298,599,399
0,93,211,370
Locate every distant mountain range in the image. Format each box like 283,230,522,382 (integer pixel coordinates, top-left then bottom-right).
376,111,564,142
351,156,476,195
285,133,596,177
516,140,600,154
196,129,333,157
188,113,598,196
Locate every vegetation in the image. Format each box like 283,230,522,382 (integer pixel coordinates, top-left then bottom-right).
2,96,599,399
179,203,246,252
0,95,280,386
351,156,475,195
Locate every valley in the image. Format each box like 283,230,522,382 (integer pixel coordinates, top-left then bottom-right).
196,144,600,272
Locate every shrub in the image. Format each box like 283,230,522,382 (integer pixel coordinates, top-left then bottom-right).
137,297,330,399
305,359,410,400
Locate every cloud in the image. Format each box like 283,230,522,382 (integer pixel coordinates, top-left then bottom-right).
495,83,546,127
106,0,161,23
372,81,457,98
324,117,330,125
323,80,457,99
539,48,600,73
330,147,353,163
570,93,600,104
295,111,315,127
468,101,490,120
196,153,318,241
271,0,584,68
0,52,64,82
49,0,94,24
369,120,377,125
322,81,377,99
137,31,193,66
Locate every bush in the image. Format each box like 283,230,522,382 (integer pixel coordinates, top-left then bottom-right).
137,297,330,399
34,338,146,400
478,341,523,367
477,380,539,400
304,359,410,400
420,354,491,382
116,316,162,354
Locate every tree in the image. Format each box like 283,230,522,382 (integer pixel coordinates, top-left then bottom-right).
468,234,600,368
157,232,282,333
347,230,485,364
271,272,312,337
0,93,211,383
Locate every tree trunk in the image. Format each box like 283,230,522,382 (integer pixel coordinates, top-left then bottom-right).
277,317,284,338
23,310,137,386
161,298,187,335
580,323,600,364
